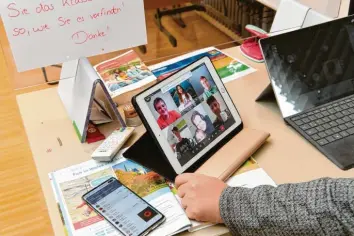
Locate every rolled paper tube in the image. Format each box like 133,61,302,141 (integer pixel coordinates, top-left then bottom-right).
123,104,142,127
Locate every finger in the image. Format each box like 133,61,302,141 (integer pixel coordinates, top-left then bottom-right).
175,173,195,189
177,183,189,198
181,197,188,209
185,207,196,220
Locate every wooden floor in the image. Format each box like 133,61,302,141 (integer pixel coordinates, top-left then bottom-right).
0,9,233,235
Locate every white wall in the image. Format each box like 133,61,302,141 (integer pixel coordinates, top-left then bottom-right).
266,0,348,18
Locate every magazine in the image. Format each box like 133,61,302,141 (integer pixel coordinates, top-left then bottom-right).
94,51,157,98
49,151,191,236
149,47,256,83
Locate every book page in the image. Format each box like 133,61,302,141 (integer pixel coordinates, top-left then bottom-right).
49,150,190,236
94,50,156,98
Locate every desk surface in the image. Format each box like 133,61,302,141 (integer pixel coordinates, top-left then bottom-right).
16,46,354,236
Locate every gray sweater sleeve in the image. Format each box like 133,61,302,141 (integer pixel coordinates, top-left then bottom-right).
219,178,354,236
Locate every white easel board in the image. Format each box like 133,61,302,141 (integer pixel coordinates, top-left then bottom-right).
0,0,147,72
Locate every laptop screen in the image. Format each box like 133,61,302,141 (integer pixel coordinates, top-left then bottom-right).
260,15,354,118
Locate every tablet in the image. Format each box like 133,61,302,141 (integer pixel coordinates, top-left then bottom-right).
133,57,242,174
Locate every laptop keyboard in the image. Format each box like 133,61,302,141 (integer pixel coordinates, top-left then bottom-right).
290,95,354,146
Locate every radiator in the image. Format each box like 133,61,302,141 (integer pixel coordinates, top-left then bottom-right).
201,0,275,38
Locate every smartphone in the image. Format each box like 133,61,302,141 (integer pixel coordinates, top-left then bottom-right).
82,177,166,236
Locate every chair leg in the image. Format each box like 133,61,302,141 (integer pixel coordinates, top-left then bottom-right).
138,45,147,54
172,13,186,28
42,67,49,83
42,66,59,85
154,9,177,47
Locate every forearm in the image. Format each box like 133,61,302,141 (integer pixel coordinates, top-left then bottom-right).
219,178,354,236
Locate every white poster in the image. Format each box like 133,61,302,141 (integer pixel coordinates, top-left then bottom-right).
0,0,147,72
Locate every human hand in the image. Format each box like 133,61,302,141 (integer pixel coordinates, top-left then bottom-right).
175,173,227,223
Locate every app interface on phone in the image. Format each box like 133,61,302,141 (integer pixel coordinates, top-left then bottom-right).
144,63,235,166
85,179,162,236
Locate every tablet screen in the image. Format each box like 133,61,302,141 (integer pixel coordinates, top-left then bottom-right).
137,58,241,173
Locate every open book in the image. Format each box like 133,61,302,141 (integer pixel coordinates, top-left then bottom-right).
49,150,276,235
49,150,191,236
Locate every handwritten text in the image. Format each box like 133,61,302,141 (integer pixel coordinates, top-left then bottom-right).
71,27,109,44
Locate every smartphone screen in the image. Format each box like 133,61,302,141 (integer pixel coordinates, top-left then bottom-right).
82,177,165,236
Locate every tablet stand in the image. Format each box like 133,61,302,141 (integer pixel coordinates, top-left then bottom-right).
124,128,270,181
255,83,275,101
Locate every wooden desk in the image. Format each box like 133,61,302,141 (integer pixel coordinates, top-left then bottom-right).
16,46,354,236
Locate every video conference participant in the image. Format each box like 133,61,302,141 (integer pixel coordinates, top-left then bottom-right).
176,85,193,109
200,76,218,100
191,111,214,142
206,95,232,129
172,127,195,164
154,97,182,129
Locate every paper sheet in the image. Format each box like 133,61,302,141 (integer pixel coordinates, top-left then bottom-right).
0,0,147,71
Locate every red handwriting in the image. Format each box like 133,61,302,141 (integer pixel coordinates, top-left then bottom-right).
33,24,50,33
36,3,54,14
71,28,107,44
58,17,71,27
89,6,121,20
12,24,50,37
12,28,27,37
62,0,93,7
77,16,85,23
7,3,30,18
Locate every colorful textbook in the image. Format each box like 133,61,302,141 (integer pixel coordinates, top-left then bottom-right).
49,150,276,235
150,47,256,83
49,151,191,236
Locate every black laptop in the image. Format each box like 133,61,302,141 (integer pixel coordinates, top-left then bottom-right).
259,15,354,170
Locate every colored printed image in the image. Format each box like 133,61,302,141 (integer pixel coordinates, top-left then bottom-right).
233,158,259,176
59,169,115,230
112,160,168,198
94,50,156,97
150,47,255,83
